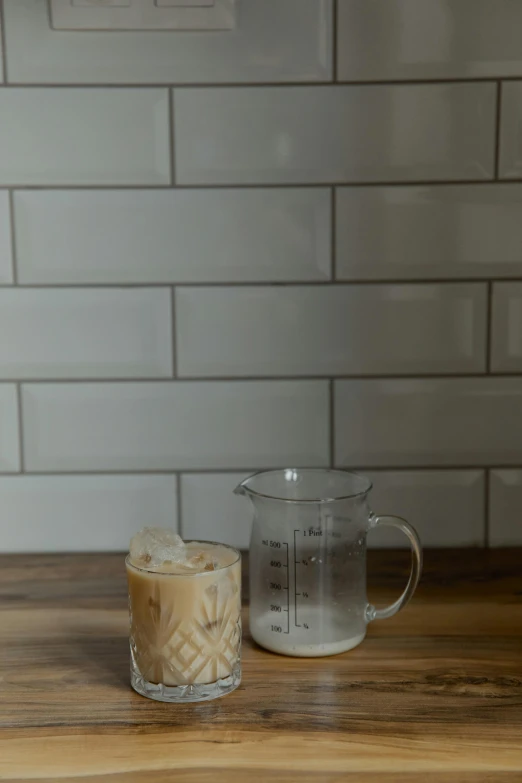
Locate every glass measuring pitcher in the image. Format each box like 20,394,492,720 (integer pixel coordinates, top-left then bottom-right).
235,469,422,657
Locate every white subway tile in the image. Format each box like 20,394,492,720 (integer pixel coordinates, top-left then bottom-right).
366,470,484,548
0,192,13,284
0,289,172,380
336,185,522,281
491,283,522,372
15,189,330,284
338,0,522,81
335,378,522,468
174,84,496,185
0,13,4,83
181,473,252,549
0,474,178,553
499,82,522,179
22,381,329,471
4,0,331,84
489,470,522,546
0,89,169,186
176,284,487,377
0,385,20,472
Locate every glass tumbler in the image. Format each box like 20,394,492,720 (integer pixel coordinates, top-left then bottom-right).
126,541,241,702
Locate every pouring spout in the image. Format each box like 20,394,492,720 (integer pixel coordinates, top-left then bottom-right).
233,483,246,497
233,472,258,500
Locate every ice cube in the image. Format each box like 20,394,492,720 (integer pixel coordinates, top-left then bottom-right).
186,551,217,571
129,527,186,568
204,574,238,603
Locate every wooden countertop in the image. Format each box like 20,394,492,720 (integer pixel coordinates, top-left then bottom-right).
0,549,521,782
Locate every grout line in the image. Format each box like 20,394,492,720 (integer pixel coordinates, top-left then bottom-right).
325,464,515,473
332,0,338,82
0,178,517,191
0,470,191,477
15,383,24,472
486,281,494,372
337,465,507,472
168,89,176,186
44,0,55,38
494,81,502,179
0,78,511,88
0,278,518,289
3,179,522,192
0,465,519,477
171,286,177,378
484,468,490,547
330,186,336,280
328,379,335,468
0,179,520,191
7,189,17,284
0,0,8,83
176,472,183,537
8,371,522,384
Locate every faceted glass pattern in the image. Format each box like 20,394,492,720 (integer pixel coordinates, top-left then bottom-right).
127,547,241,703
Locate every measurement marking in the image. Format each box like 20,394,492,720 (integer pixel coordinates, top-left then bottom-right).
283,542,290,634
293,530,301,628
323,515,328,570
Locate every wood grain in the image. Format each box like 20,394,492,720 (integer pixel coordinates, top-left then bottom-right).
0,549,521,781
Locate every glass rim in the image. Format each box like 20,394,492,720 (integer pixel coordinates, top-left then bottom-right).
125,539,241,577
238,468,373,504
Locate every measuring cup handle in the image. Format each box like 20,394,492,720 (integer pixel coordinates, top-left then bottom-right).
365,514,423,623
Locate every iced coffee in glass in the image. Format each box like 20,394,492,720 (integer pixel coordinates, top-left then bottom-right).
126,528,241,702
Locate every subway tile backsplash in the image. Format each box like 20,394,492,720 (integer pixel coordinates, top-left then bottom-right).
181,473,252,549
0,385,20,473
0,288,173,379
0,15,3,84
0,475,178,553
337,0,522,81
335,378,522,468
14,189,331,284
336,185,522,281
364,470,485,548
0,192,13,283
176,284,487,377
0,89,170,186
489,470,522,546
3,0,332,85
1,1,522,551
22,381,329,472
499,82,522,180
174,83,496,184
491,283,522,372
